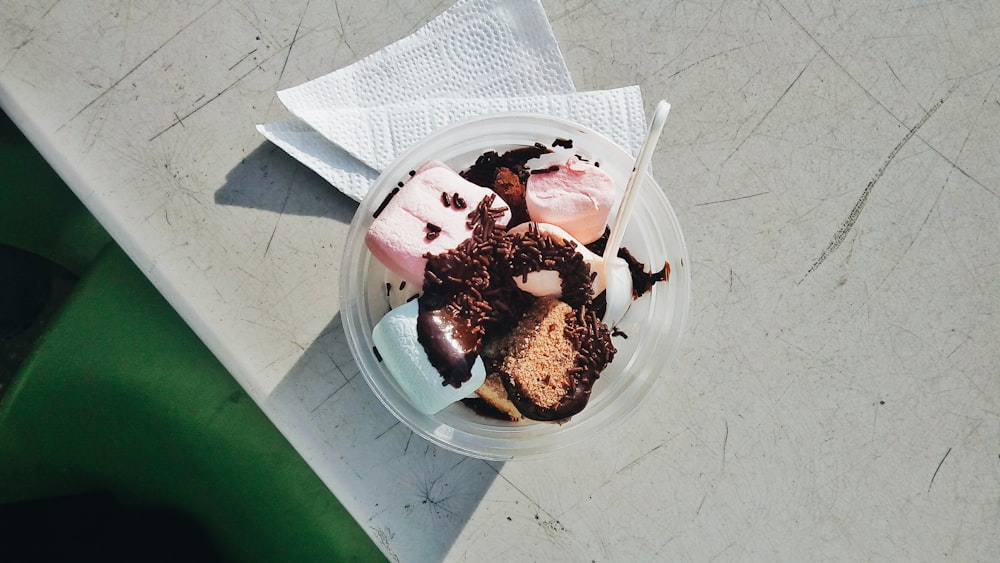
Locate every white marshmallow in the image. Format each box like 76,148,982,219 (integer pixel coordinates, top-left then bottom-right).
602,256,633,327
508,222,607,297
371,299,486,415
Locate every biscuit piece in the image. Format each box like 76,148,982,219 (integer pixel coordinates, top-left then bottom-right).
485,297,614,421
474,372,523,421
496,298,576,412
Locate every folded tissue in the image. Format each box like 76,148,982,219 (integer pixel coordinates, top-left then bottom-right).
257,0,647,202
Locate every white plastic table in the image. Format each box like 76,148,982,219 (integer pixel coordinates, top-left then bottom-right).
3,1,998,560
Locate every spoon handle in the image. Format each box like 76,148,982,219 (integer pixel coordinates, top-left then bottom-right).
604,100,671,261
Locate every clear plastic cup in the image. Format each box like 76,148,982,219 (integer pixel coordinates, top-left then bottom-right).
341,114,690,460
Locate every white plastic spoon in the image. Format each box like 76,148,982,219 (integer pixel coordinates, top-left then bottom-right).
602,100,671,326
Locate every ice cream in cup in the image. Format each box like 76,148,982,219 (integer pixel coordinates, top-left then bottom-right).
341,113,689,460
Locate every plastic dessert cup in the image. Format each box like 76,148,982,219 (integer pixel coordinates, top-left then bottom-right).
341,114,690,461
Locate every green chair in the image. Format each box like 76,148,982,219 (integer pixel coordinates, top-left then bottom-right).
0,113,383,562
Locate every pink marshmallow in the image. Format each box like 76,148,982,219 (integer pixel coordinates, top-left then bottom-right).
365,161,511,286
525,157,617,244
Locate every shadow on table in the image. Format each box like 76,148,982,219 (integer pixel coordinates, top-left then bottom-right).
214,141,358,225
219,141,500,560
265,311,502,561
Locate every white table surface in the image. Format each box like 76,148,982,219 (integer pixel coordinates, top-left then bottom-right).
3,1,998,560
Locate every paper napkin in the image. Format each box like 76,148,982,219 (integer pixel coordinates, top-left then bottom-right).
257,0,647,202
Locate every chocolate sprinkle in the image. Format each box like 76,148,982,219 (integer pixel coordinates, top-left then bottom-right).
506,223,593,308
373,346,383,362
530,165,559,175
563,305,615,387
373,186,400,218
441,191,451,207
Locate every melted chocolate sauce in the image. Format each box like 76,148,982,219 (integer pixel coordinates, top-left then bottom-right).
460,143,550,187
416,307,481,388
618,248,671,299
552,137,574,149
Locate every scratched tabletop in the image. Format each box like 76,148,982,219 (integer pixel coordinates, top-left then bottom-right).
2,1,998,560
